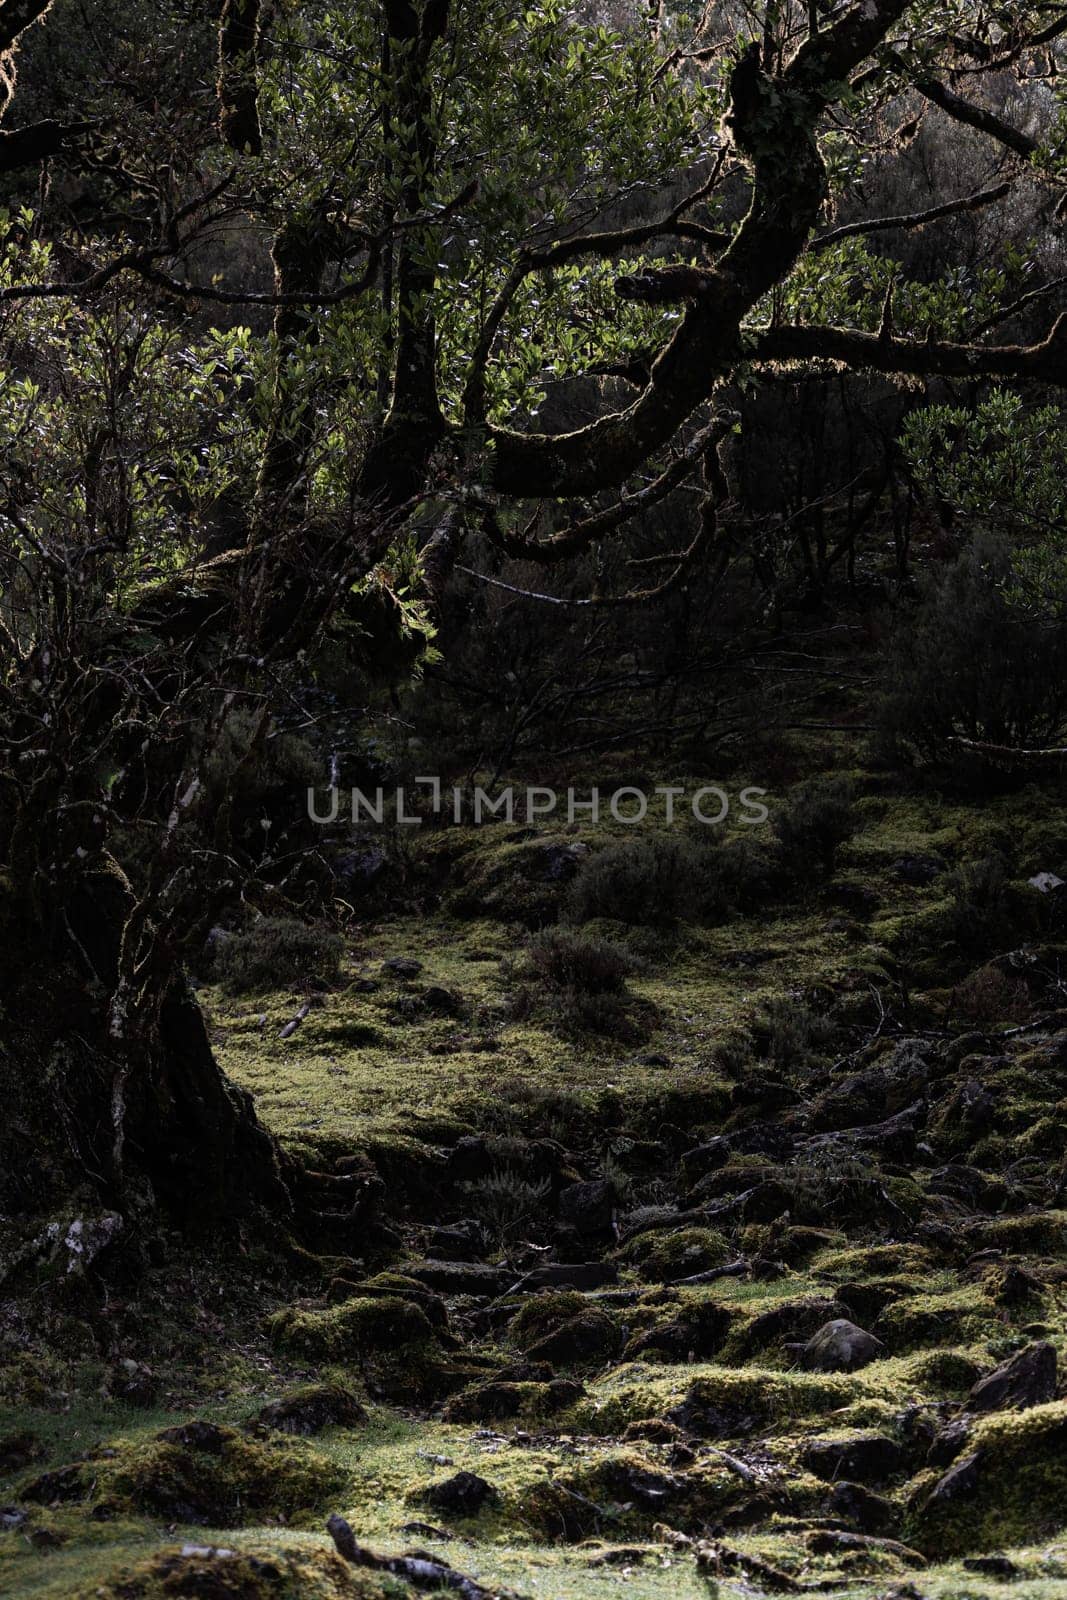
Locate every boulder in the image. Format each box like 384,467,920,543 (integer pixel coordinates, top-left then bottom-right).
966,1341,1057,1414
802,1433,907,1485
797,1318,884,1372
421,1470,497,1517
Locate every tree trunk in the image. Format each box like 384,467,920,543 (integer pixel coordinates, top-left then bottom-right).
0,861,295,1235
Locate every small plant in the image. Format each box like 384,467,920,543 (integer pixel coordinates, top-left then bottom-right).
213,915,343,993
469,1167,553,1243
943,853,1016,954
773,777,856,877
506,927,647,1040
754,994,836,1070
523,927,635,993
565,836,698,926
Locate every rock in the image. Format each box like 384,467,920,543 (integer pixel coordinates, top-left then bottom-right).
926,1449,982,1505
525,1261,618,1290
427,1219,487,1261
1028,872,1064,895
0,1431,42,1472
382,957,423,978
963,1554,1020,1579
798,1318,884,1372
829,1481,900,1536
525,1310,622,1365
802,1433,907,1484
421,1470,497,1517
405,1261,512,1296
0,1507,27,1529
966,1342,1057,1414
926,1417,972,1467
255,1384,367,1436
155,1421,233,1455
558,1179,615,1236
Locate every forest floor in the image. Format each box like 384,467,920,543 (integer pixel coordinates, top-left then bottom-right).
4,771,1067,1600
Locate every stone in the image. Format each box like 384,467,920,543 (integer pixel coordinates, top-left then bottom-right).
966,1341,1057,1414
829,1480,900,1536
382,957,423,978
802,1433,907,1484
558,1179,615,1236
255,1384,367,1436
798,1318,884,1372
421,1470,497,1517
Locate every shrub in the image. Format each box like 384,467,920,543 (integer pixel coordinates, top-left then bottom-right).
567,833,779,927
565,836,699,925
773,777,856,877
877,532,1067,770
506,928,647,1040
523,927,635,993
753,995,836,1070
213,915,343,993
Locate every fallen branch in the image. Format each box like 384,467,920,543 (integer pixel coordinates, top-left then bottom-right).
327,1515,512,1600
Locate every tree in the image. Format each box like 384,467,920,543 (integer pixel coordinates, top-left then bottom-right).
0,0,1064,1239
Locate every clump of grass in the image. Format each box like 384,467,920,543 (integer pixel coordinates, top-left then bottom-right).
213,915,343,993
505,927,648,1040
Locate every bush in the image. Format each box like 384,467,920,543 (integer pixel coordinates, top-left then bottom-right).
943,853,1015,954
773,777,856,877
565,836,698,925
566,833,779,928
506,927,648,1040
753,994,836,1071
523,927,635,994
214,915,343,993
877,532,1067,770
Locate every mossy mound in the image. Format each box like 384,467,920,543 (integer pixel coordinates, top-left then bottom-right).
75,1539,401,1600
612,1226,730,1283
253,1384,368,1436
267,1299,466,1404
267,1298,434,1360
908,1400,1067,1555
23,1427,346,1529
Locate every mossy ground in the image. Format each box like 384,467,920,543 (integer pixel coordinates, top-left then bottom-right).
6,780,1067,1597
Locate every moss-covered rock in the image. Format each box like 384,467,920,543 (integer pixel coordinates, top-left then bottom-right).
907,1400,1067,1554
612,1226,730,1283
22,1428,346,1529
73,1540,399,1599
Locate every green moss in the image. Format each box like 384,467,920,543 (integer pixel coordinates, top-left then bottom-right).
71,1538,405,1599
22,1428,346,1529
909,1400,1067,1555
612,1227,730,1283
268,1298,434,1361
